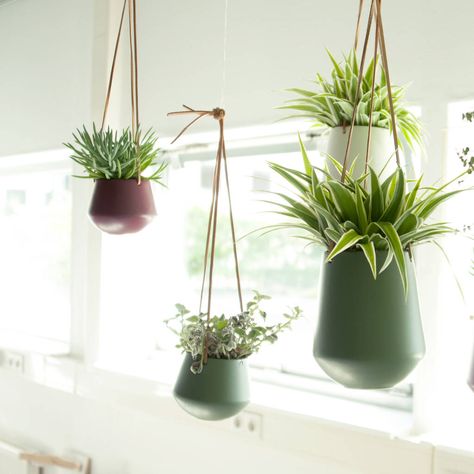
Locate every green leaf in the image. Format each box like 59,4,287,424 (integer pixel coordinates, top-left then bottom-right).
369,167,385,220
358,241,377,278
324,181,358,223
326,229,365,261
374,222,408,294
380,167,406,222
298,133,312,176
355,184,368,232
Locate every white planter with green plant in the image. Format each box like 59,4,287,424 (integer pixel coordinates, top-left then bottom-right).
280,50,422,178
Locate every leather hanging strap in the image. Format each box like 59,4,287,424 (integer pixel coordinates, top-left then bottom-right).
374,0,400,167
167,106,244,363
341,0,400,182
364,0,380,176
100,0,127,132
353,0,365,51
341,0,375,182
99,0,142,183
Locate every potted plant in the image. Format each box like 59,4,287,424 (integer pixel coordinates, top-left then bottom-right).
280,50,423,178
267,136,472,389
65,125,167,234
166,291,302,420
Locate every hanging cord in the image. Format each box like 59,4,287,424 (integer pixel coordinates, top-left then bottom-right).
100,0,127,131
219,0,230,107
341,0,375,182
99,0,142,184
353,0,365,51
341,0,400,182
364,3,380,177
374,0,400,167
167,106,244,364
128,0,141,184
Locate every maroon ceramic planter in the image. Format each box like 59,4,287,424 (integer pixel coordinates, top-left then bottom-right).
88,179,156,234
468,346,474,392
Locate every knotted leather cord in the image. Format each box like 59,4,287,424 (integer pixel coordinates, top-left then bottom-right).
353,0,365,51
99,0,142,184
341,0,400,182
167,106,244,364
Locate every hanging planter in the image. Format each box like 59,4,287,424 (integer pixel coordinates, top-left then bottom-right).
314,250,424,388
64,0,167,235
166,107,302,420
174,353,250,421
88,178,156,234
326,126,394,180
268,0,473,389
279,32,422,175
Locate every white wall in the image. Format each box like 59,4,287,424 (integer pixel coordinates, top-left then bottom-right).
0,370,434,474
0,0,97,156
2,0,474,153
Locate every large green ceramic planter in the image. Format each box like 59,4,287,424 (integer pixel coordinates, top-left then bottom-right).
313,250,425,389
173,353,250,421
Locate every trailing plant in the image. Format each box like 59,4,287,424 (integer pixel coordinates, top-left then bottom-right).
267,136,473,294
458,112,474,174
280,50,423,151
165,291,303,374
64,124,167,182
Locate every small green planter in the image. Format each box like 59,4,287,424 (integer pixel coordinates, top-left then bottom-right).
173,353,250,421
313,250,425,389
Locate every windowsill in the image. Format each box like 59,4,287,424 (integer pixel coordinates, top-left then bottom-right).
1,348,473,460
79,353,416,437
0,331,70,356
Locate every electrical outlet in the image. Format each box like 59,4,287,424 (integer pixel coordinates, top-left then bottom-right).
230,411,262,439
2,351,24,374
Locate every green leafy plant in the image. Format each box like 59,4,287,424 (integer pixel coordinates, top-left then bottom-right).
267,136,472,294
64,124,167,182
165,291,303,374
458,112,474,174
280,50,422,151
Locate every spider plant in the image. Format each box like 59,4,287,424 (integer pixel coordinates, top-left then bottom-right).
64,124,167,182
267,136,472,294
280,50,423,151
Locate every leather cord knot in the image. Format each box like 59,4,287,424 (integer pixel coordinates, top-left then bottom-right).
212,108,225,120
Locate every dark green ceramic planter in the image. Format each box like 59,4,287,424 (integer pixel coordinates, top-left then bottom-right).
173,353,250,421
313,250,425,389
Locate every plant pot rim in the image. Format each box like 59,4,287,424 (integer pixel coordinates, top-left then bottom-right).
94,177,150,182
185,353,250,363
331,125,390,131
324,249,411,256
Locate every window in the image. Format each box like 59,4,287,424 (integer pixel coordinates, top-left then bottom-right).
440,101,474,408
0,151,71,350
96,124,413,409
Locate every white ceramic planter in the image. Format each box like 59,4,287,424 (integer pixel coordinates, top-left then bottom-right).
326,125,400,180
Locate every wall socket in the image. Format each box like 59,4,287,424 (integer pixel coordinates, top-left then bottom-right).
230,411,263,439
2,351,24,374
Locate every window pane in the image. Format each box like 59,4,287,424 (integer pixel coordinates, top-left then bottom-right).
0,168,71,343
